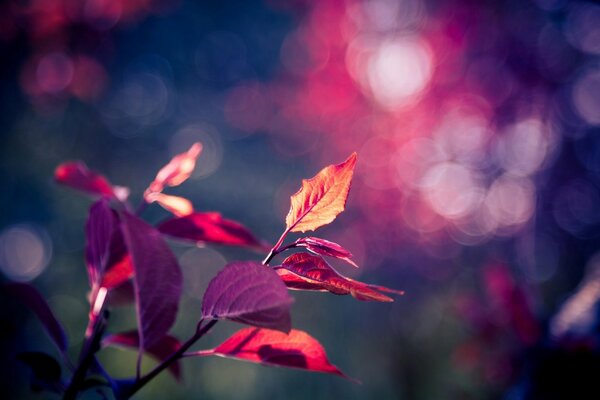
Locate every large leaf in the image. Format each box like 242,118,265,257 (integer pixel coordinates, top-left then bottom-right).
55,161,115,198
103,331,182,381
158,212,267,250
285,153,357,233
201,261,293,332
18,352,64,393
295,237,358,268
5,283,68,352
275,253,403,302
120,212,182,350
145,142,202,195
85,199,116,285
190,327,352,380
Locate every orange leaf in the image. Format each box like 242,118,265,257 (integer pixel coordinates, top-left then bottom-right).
190,327,354,380
275,253,403,302
145,192,194,217
285,153,357,233
145,143,202,195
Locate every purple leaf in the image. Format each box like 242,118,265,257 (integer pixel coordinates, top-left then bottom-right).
85,199,116,285
5,283,68,352
120,212,182,351
202,261,293,333
295,237,358,268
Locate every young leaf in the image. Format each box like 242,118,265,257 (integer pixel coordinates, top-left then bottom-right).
275,253,403,302
103,331,182,381
202,261,293,332
85,199,116,285
145,192,194,217
190,328,352,380
294,237,358,268
158,212,267,250
18,352,64,393
120,211,182,350
5,283,68,352
286,153,357,233
145,142,202,195
55,161,115,198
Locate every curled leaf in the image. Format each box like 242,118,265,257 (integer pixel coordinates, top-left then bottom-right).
55,161,116,198
190,327,353,380
275,253,403,302
295,237,358,268
158,212,267,250
120,212,182,351
145,192,194,217
103,331,182,381
145,142,202,195
286,153,357,233
202,261,293,332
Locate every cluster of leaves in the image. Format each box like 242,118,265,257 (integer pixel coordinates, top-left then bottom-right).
8,145,402,399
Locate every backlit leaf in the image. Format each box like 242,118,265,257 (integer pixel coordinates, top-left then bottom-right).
202,261,293,332
295,237,358,268
158,212,267,250
285,153,357,233
275,253,403,302
145,192,194,217
120,212,182,350
85,199,116,285
99,226,133,290
103,331,182,381
5,283,68,352
55,161,115,198
145,142,202,195
191,327,352,380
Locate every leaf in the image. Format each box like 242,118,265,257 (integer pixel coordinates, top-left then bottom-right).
5,283,68,352
120,211,182,351
145,142,202,195
275,253,403,302
99,226,134,290
55,161,115,198
85,199,116,285
295,237,358,268
145,192,194,217
285,153,357,233
158,212,267,250
18,351,64,393
191,327,353,380
201,261,293,332
103,331,182,381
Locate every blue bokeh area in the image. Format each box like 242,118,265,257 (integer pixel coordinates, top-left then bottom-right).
2,0,600,399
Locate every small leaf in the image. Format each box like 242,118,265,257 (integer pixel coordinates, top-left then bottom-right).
85,199,116,285
191,328,353,380
55,161,116,198
145,192,194,217
5,283,68,352
145,142,202,195
275,253,403,302
158,212,267,250
103,331,182,381
120,212,182,350
202,261,293,332
18,351,63,393
295,237,358,268
286,153,357,233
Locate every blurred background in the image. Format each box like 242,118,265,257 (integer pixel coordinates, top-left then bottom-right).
1,0,600,398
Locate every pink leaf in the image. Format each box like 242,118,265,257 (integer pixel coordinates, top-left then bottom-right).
275,253,403,302
294,237,358,268
202,261,293,332
54,161,116,198
120,212,182,351
103,331,182,381
158,212,267,250
145,143,202,195
145,192,194,217
192,327,353,380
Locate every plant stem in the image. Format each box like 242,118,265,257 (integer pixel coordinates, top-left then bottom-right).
124,319,218,398
262,229,290,265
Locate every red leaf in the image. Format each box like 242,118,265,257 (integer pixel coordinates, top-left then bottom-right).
5,283,68,352
295,237,358,268
275,253,403,302
158,212,267,250
103,331,182,381
192,327,352,380
55,161,115,198
202,261,293,332
145,192,194,217
120,212,182,350
285,153,357,233
145,143,202,195
99,226,134,290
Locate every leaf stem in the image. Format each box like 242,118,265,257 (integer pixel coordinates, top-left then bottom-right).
262,229,290,265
